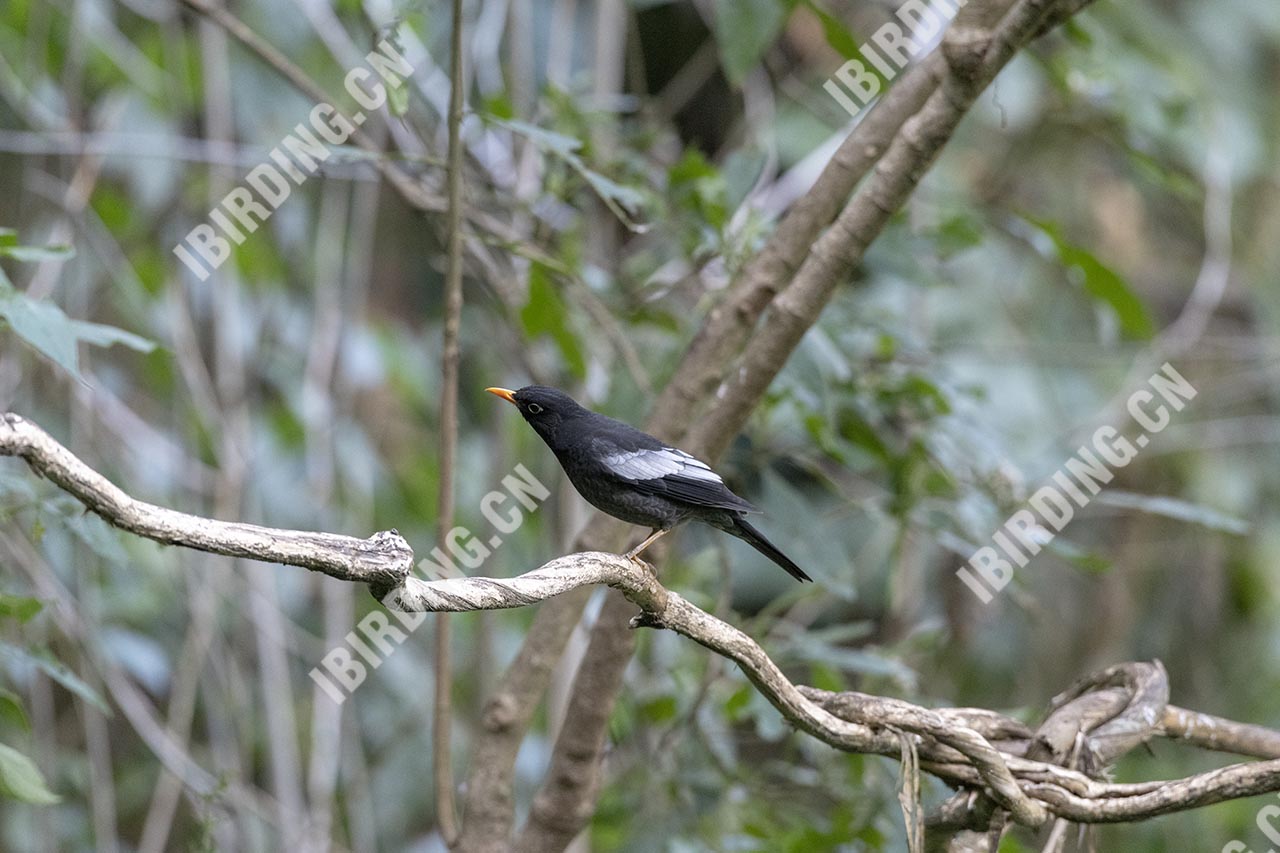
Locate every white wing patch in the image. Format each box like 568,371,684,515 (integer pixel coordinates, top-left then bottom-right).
601,447,724,484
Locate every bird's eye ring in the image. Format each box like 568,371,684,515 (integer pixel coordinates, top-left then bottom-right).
527,403,543,414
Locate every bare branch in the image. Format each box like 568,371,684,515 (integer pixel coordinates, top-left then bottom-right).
1028,661,1169,772
3,409,1279,836
1161,706,1280,760
517,591,638,853
391,558,1280,829
1027,761,1280,823
0,413,413,586
432,0,468,841
384,552,668,614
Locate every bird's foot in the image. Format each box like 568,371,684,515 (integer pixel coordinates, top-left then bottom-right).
621,552,663,588
624,553,659,581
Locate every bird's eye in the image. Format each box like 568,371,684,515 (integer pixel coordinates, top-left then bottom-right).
527,403,543,414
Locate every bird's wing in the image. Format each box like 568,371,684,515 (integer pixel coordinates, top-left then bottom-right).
592,441,760,513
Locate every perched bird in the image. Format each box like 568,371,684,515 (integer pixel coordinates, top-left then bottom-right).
486,385,812,582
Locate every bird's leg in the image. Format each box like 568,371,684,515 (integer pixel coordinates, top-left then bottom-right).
624,528,668,563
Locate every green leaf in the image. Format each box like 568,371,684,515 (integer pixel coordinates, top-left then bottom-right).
932,213,985,258
723,684,753,719
836,407,891,464
0,228,75,263
0,595,42,624
579,171,647,222
0,286,80,375
1025,216,1155,339
520,264,586,379
1043,537,1111,574
487,116,649,231
64,318,156,354
714,0,789,85
494,117,582,157
385,79,409,117
805,0,861,59
0,690,29,731
0,244,74,263
0,743,59,804
669,149,728,230
480,91,515,120
0,280,155,379
639,695,678,723
0,644,112,715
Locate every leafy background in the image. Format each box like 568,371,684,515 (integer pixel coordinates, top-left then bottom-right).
0,0,1278,850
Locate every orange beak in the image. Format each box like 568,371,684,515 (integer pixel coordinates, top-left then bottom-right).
485,387,518,405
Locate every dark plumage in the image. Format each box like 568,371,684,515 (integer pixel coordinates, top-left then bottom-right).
486,385,812,582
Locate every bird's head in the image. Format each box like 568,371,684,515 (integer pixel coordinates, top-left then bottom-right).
485,385,586,443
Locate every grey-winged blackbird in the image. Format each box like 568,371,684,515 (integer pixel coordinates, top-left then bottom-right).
486,385,812,582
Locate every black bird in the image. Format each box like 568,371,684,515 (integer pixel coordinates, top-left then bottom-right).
486,385,812,582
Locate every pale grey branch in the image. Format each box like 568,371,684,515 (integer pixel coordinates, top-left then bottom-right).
0,413,412,585
5,410,1279,833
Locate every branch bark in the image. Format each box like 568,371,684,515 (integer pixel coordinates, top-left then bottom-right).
516,590,639,853
433,0,467,841
3,412,1279,838
645,51,946,440
689,0,1089,460
0,413,413,585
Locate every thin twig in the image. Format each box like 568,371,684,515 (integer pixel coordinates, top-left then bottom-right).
433,0,467,843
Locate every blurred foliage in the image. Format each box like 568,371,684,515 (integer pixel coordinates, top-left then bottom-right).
0,230,153,377
0,0,1278,850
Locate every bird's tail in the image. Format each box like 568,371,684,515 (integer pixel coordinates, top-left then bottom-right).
730,516,812,583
